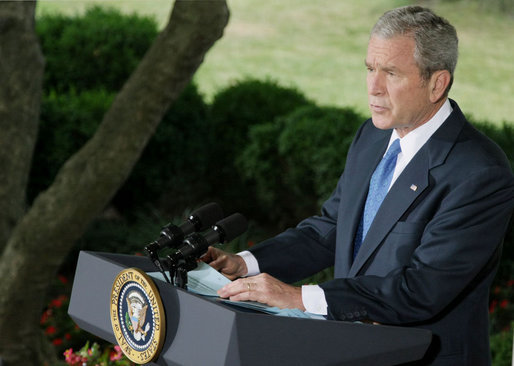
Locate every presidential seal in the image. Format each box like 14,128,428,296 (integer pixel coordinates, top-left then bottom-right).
110,268,166,364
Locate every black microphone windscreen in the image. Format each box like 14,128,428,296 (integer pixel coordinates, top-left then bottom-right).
216,213,248,243
191,202,224,230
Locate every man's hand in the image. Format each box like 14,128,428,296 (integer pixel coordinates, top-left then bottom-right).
217,273,305,311
201,246,248,280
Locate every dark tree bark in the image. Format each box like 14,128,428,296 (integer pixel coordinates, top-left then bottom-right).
0,1,229,365
0,1,43,254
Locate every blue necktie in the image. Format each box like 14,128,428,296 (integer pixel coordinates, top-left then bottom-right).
353,139,401,260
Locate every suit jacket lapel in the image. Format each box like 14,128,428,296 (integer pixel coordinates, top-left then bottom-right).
334,131,390,277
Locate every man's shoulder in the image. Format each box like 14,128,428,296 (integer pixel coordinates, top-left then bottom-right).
433,100,511,171
454,117,511,170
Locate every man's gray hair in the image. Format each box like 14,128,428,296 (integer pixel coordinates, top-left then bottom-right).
371,6,458,93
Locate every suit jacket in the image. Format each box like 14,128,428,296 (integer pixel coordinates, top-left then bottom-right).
249,100,514,365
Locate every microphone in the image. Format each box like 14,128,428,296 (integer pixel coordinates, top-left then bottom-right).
167,213,248,267
145,202,224,255
144,202,224,283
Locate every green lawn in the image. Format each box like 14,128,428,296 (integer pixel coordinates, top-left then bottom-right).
36,0,514,124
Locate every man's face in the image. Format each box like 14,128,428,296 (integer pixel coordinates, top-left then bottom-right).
366,35,435,137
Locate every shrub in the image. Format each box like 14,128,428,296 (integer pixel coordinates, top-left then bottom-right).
236,122,284,217
112,83,210,214
489,279,513,335
205,78,313,216
472,120,514,290
490,325,513,366
278,106,364,204
208,78,313,163
29,89,115,202
36,6,158,93
73,210,163,257
238,105,365,228
472,120,514,171
29,84,207,214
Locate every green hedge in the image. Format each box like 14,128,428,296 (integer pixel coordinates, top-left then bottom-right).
238,105,364,228
472,120,514,288
490,325,514,366
29,89,115,202
113,83,210,214
30,83,208,214
207,78,313,161
473,121,514,171
37,6,158,93
205,78,313,217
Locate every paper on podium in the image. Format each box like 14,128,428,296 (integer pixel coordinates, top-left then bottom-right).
187,261,231,296
148,262,325,320
147,261,229,296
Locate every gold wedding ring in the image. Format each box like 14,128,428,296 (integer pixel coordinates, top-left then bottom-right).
247,282,251,292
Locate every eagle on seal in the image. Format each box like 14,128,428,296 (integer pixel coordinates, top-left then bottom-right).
126,291,150,341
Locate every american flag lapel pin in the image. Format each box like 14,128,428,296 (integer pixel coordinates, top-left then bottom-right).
410,184,418,192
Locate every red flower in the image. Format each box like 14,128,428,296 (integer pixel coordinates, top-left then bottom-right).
499,299,508,309
63,348,87,365
64,333,72,340
45,325,57,335
110,345,123,361
50,294,68,308
51,298,63,308
63,348,74,363
247,241,255,247
40,310,51,325
52,338,63,346
507,279,514,287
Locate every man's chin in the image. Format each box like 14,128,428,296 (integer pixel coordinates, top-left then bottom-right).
371,117,394,131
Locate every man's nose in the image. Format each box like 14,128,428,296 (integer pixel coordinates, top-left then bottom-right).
367,72,385,96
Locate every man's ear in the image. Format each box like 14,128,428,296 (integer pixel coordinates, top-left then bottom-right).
429,70,451,103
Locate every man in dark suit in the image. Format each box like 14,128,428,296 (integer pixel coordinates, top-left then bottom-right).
203,5,514,365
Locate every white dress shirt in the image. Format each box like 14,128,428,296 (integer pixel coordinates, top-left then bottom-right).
239,99,452,315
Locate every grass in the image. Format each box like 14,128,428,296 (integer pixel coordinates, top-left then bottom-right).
35,0,514,124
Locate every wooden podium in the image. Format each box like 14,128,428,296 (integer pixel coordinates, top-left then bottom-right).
68,251,431,365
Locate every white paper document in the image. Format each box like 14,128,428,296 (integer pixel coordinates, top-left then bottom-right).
148,262,325,320
187,261,231,296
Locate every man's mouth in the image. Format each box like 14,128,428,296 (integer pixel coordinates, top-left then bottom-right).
370,103,388,113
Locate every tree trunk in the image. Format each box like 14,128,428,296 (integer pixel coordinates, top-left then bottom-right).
0,1,229,365
0,1,43,254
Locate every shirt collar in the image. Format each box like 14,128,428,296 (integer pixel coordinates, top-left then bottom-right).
388,99,453,160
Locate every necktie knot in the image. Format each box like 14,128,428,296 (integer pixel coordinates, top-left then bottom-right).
384,138,402,161
371,139,401,192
